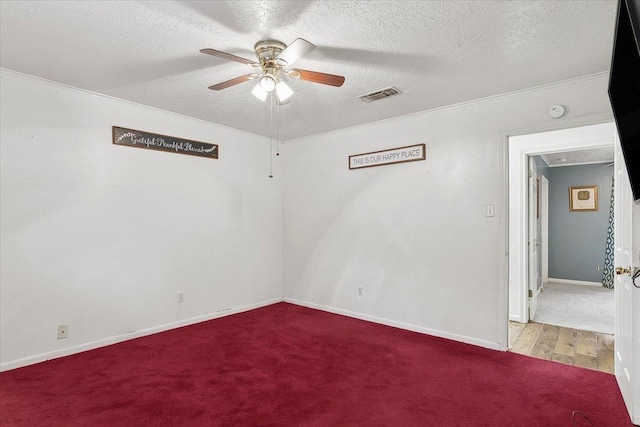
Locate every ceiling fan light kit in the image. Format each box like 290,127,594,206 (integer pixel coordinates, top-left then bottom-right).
200,38,345,104
275,81,293,102
259,75,276,92
251,84,268,102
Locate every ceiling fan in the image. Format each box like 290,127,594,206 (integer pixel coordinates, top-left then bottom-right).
200,38,345,104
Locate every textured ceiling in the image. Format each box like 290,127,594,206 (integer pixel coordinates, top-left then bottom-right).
0,1,617,140
540,147,614,167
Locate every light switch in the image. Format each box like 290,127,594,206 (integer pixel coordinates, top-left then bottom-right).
486,204,495,217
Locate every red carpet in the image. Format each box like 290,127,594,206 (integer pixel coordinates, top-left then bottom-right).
0,303,633,426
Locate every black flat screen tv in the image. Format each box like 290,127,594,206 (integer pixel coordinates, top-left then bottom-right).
608,0,640,201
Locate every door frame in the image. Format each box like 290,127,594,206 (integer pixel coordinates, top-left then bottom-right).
527,157,540,320
506,121,615,324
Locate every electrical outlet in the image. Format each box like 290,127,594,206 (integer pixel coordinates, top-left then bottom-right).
596,265,602,271
178,292,184,302
357,286,364,297
57,325,69,339
486,204,495,217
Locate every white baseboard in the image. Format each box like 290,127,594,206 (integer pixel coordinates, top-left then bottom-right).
0,298,282,372
284,298,502,351
548,278,602,287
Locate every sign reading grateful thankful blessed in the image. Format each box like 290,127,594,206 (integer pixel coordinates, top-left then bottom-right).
112,126,218,159
349,143,425,170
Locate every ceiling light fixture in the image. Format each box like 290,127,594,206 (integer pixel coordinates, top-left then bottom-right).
259,75,277,92
254,74,294,103
251,84,268,101
275,81,293,102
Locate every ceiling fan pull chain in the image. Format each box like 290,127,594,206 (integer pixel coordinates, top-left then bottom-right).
276,102,280,156
269,92,274,178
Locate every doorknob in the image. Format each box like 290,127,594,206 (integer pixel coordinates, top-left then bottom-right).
616,267,631,275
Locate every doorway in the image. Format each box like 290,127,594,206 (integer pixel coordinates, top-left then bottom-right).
507,122,616,323
506,122,616,372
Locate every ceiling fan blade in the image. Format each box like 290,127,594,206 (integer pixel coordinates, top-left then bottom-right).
208,74,256,91
276,38,315,67
292,69,345,87
200,48,258,66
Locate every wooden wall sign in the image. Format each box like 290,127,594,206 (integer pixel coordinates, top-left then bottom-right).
112,126,218,159
349,143,425,170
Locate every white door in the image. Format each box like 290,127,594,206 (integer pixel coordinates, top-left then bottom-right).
541,175,549,285
528,157,540,320
614,131,636,423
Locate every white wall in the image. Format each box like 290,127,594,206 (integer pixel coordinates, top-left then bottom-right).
0,70,283,369
282,73,613,349
0,69,621,368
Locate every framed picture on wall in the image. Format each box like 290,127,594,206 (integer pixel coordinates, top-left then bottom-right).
569,185,598,212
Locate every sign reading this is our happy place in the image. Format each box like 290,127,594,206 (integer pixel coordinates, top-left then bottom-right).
349,143,425,170
112,126,218,159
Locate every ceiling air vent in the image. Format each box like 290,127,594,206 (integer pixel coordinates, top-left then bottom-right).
358,86,402,103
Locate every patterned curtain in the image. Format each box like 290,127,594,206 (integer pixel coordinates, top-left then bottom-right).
602,177,615,289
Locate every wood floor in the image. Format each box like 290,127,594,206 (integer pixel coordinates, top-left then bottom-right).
509,321,614,374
